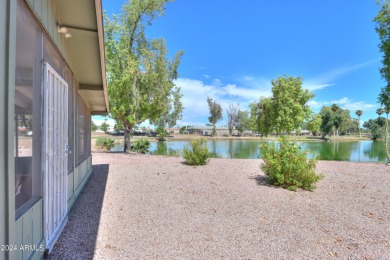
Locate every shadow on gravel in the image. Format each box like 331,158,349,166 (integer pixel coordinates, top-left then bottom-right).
250,175,282,189
48,164,109,259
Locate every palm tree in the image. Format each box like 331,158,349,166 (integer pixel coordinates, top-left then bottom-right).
355,110,363,138
376,108,384,117
331,104,340,113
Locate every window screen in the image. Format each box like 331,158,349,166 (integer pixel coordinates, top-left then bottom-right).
76,92,91,165
14,0,42,216
64,66,74,173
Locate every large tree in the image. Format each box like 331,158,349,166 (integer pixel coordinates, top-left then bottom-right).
330,104,341,136
100,120,110,132
250,76,314,136
363,118,386,140
306,113,322,136
249,97,273,137
319,106,334,138
207,97,223,136
104,0,183,151
235,110,250,135
270,75,314,134
374,0,390,162
320,105,354,137
226,103,239,136
152,99,183,132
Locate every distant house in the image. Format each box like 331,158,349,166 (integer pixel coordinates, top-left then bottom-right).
188,126,251,136
1,0,108,259
166,128,180,134
291,130,311,136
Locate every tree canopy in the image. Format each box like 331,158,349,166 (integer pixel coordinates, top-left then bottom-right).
306,113,322,136
104,0,183,151
207,97,223,136
226,104,239,136
250,76,314,136
271,76,314,134
319,105,357,138
249,97,273,137
100,120,110,132
235,110,250,135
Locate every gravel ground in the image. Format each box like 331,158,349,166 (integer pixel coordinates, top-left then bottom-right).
49,152,390,259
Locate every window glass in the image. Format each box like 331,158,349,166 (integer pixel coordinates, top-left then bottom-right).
77,92,85,162
76,92,91,164
14,0,42,215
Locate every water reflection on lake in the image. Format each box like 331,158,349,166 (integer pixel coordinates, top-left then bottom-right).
114,140,387,162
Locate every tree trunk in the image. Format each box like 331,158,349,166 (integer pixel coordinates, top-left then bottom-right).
358,118,361,138
229,126,233,136
124,122,132,152
124,130,131,152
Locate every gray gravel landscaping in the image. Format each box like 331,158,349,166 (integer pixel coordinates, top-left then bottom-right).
49,152,390,259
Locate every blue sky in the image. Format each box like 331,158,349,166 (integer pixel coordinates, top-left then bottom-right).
96,0,383,128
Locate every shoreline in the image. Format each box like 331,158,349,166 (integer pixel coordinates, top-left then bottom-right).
91,132,373,149
91,150,387,164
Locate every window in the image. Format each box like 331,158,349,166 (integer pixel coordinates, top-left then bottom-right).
76,92,91,165
14,0,42,216
64,66,74,173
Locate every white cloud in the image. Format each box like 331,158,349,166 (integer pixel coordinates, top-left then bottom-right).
92,117,115,127
314,59,378,83
174,77,272,126
212,78,222,87
303,59,379,92
343,102,376,111
330,97,350,105
203,74,210,79
308,97,376,112
243,75,255,81
223,84,270,100
303,83,335,91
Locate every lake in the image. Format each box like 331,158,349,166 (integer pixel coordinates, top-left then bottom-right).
112,139,388,162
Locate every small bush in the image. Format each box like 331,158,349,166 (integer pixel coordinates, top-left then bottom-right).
260,136,323,191
96,137,115,150
132,139,151,153
183,138,209,165
156,125,168,141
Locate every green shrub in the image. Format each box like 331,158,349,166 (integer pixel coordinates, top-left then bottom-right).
132,139,151,153
260,136,323,191
183,138,210,165
96,137,115,150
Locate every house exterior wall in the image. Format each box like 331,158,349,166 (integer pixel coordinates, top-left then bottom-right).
0,1,16,260
67,155,93,211
2,1,96,259
26,0,75,74
14,200,44,260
